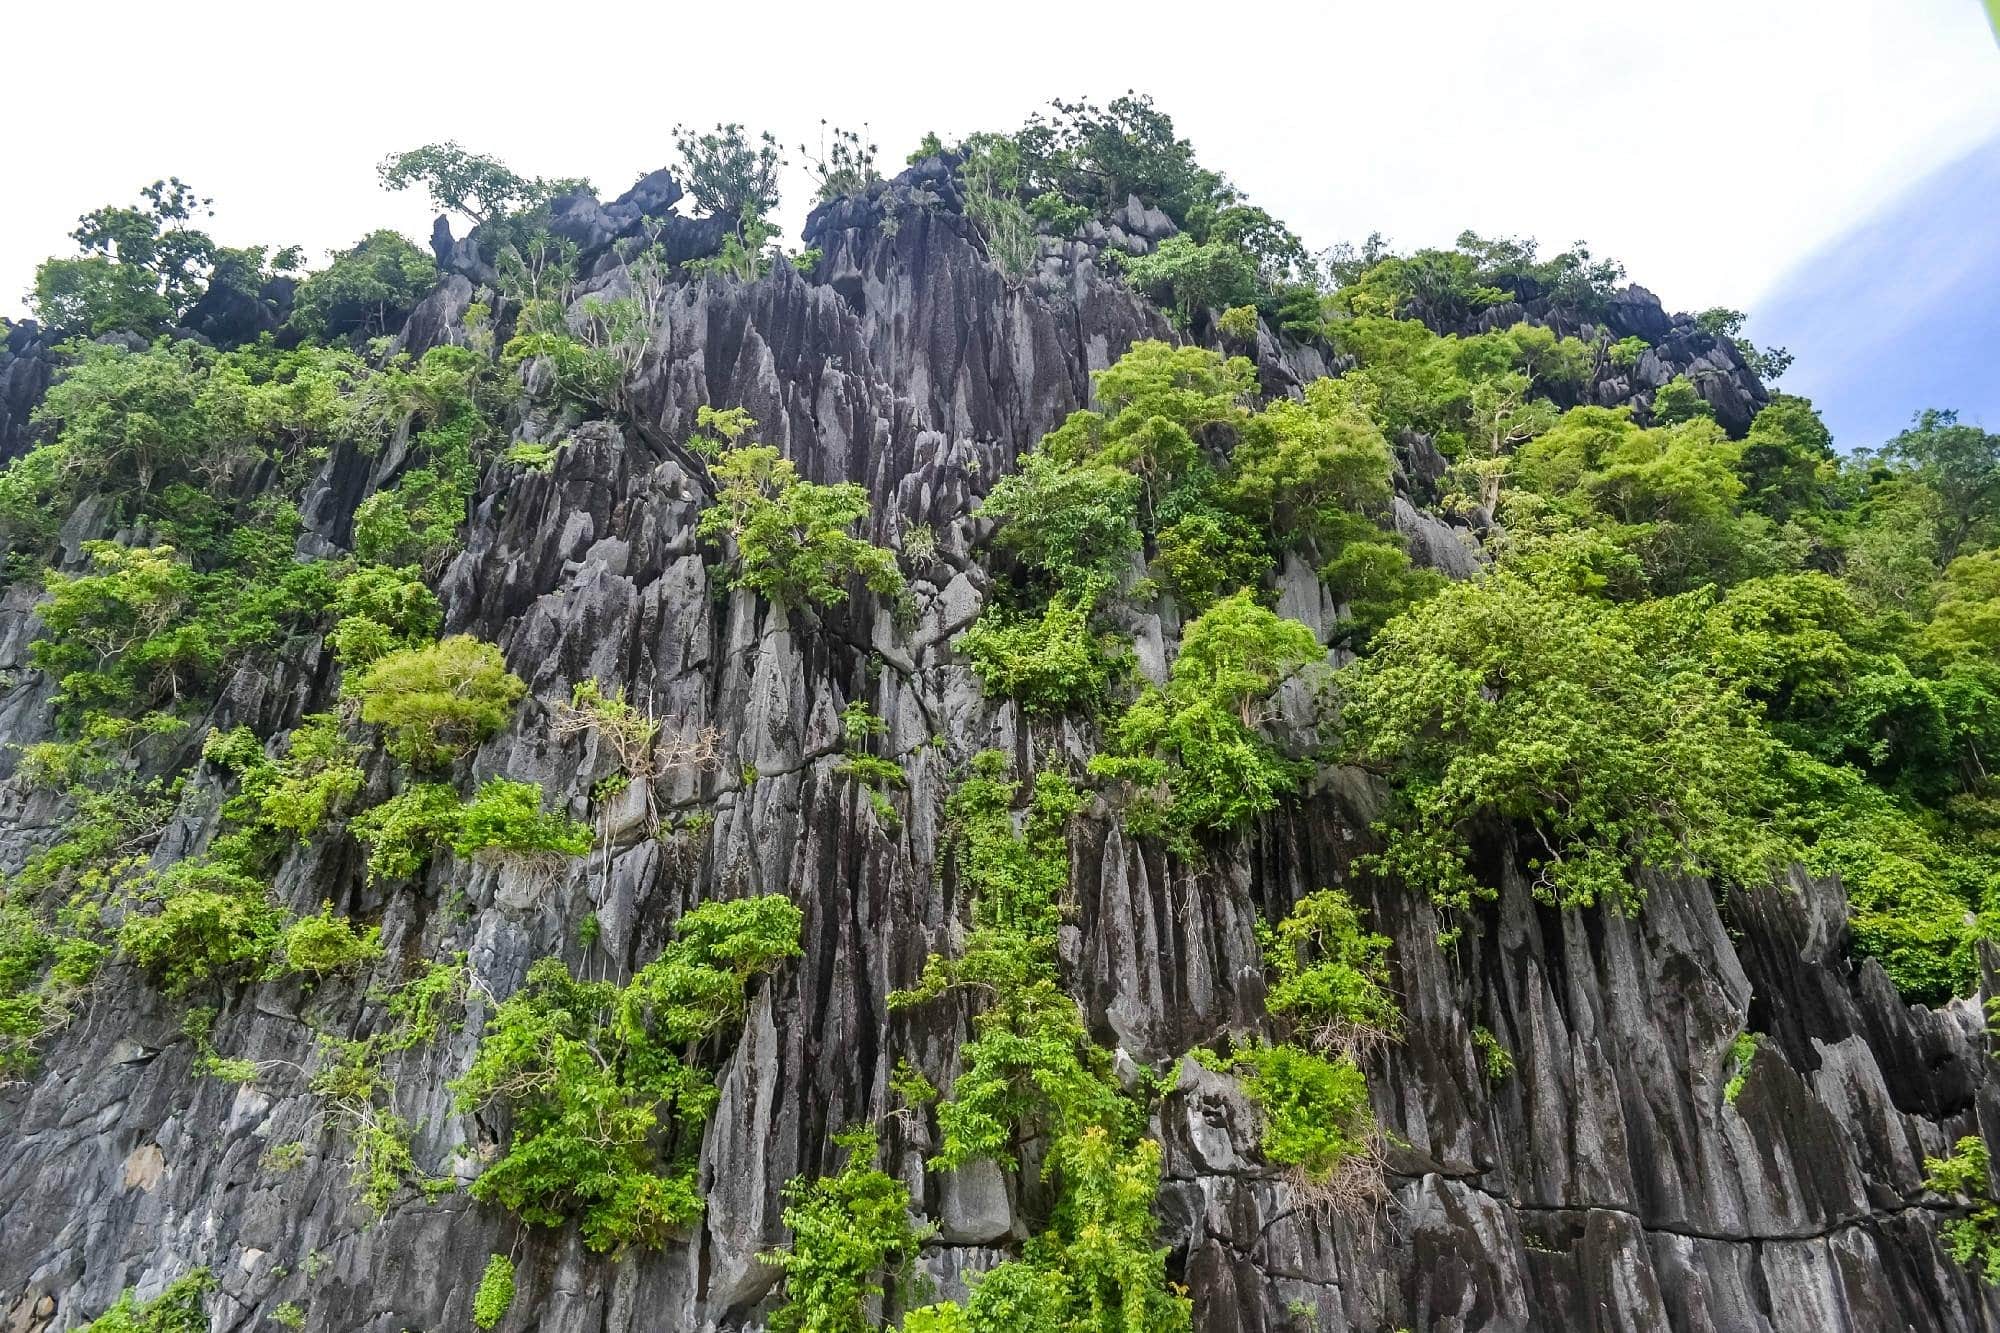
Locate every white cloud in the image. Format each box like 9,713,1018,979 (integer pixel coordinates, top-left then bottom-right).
5,0,1996,322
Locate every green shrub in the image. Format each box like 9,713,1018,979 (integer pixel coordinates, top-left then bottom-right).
289,230,437,340
959,583,1124,714
118,861,285,994
472,1254,516,1330
1091,591,1322,841
452,778,592,861
0,901,102,1080
1472,1025,1514,1082
1723,1031,1759,1103
272,903,383,981
452,895,802,1251
1340,538,1788,914
1227,1040,1374,1186
764,1126,934,1333
1125,235,1260,328
1926,1136,2000,1280
347,635,524,769
349,783,464,882
1259,889,1401,1052
698,423,905,611
1609,335,1648,368
206,713,366,843
77,1268,214,1333
328,564,442,668
902,1128,1190,1333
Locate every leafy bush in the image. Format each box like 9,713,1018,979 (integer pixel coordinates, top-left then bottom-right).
452,778,592,861
328,564,442,669
77,1268,214,1333
31,341,218,499
764,1126,934,1333
272,903,383,981
1340,539,1788,914
1124,234,1260,328
206,713,366,842
903,1128,1191,1333
349,783,464,883
698,422,904,611
346,635,525,769
1259,889,1401,1054
674,123,785,225
1227,1040,1374,1185
289,230,437,340
471,1253,517,1330
118,860,284,994
958,583,1124,714
1926,1136,2000,1280
1091,591,1323,841
452,896,801,1251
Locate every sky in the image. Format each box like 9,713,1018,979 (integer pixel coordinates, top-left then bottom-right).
5,0,1996,440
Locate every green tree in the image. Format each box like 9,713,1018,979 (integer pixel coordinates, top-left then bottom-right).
765,1127,934,1333
1885,409,2000,562
32,179,216,337
32,341,216,498
345,635,525,769
1341,537,1788,914
698,427,904,612
377,143,584,226
289,231,438,340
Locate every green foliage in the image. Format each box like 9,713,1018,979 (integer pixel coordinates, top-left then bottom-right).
33,341,215,498
1012,93,1226,230
328,564,443,669
1926,1136,2000,1281
1723,1031,1759,1104
33,179,216,337
959,135,1038,278
765,1126,934,1333
452,778,593,861
452,896,801,1251
271,1302,305,1330
1258,889,1401,1052
272,903,382,981
1226,1040,1374,1184
1649,375,1712,427
1471,1025,1514,1082
1609,336,1648,368
349,783,463,883
1885,409,2000,563
945,751,1083,937
1092,592,1322,842
1344,542,1790,913
472,1254,517,1330
289,230,437,340
1124,234,1259,329
308,1035,420,1213
118,860,285,994
0,900,102,1080
77,1268,215,1333
207,713,366,842
1217,304,1260,342
799,123,880,203
979,448,1142,589
377,143,583,226
674,123,785,227
959,582,1125,714
697,416,904,611
905,1128,1192,1333
346,635,525,769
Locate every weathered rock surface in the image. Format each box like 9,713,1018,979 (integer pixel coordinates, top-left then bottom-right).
0,165,1993,1333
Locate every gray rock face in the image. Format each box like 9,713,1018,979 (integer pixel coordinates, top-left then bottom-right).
0,164,1991,1333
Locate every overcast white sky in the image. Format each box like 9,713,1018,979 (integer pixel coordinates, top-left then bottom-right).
5,0,1996,324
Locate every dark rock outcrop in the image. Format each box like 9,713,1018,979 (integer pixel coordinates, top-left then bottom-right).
0,165,1989,1333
